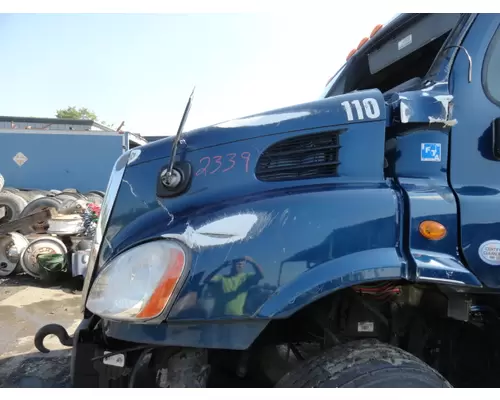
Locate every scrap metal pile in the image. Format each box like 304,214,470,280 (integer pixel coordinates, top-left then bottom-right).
0,175,102,281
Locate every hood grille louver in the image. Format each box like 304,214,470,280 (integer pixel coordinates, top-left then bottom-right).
256,130,342,182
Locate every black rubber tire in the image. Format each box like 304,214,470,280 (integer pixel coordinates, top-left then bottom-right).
19,196,63,218
87,190,105,198
55,192,84,201
0,173,4,192
0,191,28,223
275,339,452,388
58,197,85,213
15,190,45,202
3,187,19,193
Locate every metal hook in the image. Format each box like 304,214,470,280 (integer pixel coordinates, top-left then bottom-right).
443,45,472,83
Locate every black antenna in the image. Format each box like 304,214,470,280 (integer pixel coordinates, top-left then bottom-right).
165,87,195,186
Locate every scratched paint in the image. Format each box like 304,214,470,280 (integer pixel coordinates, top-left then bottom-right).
400,102,412,123
427,116,458,127
429,94,458,126
163,212,273,249
216,111,311,129
390,80,458,127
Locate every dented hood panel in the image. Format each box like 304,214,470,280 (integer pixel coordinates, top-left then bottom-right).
82,86,398,342
388,81,456,127
132,89,387,165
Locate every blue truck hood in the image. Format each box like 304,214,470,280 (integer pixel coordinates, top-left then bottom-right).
132,89,387,165
84,88,390,306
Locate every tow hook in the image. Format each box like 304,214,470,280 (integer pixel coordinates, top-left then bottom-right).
34,323,73,353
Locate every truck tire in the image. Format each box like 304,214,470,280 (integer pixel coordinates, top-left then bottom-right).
56,192,84,201
275,339,451,388
0,191,28,223
87,190,105,198
16,190,45,202
19,196,63,218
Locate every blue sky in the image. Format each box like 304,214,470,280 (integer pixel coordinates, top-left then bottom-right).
0,12,395,136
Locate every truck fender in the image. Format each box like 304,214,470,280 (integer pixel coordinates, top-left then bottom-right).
256,247,406,319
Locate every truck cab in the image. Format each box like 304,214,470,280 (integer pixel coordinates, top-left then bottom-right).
36,13,500,388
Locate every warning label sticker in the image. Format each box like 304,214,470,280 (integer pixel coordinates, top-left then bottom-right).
13,152,28,167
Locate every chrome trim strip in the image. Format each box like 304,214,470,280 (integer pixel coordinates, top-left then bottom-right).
80,151,131,310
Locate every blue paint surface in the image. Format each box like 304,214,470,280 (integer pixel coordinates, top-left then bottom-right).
130,89,386,166
447,14,500,288
103,320,269,350
88,89,412,347
82,14,500,350
0,131,122,192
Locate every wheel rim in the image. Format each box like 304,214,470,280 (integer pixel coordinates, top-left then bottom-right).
0,233,30,277
20,236,67,279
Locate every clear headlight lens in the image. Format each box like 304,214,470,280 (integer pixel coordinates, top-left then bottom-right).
81,150,131,310
86,240,186,322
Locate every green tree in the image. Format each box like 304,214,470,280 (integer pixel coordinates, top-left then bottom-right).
55,106,97,121
55,106,115,129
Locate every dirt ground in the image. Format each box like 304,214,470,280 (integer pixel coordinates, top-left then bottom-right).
0,275,82,388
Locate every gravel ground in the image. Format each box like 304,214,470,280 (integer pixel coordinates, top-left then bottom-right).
0,275,82,388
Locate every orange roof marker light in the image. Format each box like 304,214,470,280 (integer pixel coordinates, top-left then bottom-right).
346,48,356,61
370,24,383,38
419,220,447,241
345,23,384,61
357,37,369,50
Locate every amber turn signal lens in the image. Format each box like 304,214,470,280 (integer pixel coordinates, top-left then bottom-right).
136,248,185,319
419,220,447,240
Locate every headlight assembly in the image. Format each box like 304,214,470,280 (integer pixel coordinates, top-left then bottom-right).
86,240,187,322
81,150,131,310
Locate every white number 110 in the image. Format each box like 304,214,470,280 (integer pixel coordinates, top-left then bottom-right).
341,98,381,121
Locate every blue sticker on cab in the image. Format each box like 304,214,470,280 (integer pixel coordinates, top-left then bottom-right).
421,143,441,162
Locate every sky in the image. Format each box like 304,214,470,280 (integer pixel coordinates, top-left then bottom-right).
0,12,396,136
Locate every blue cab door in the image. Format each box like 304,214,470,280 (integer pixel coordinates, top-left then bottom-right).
449,14,500,288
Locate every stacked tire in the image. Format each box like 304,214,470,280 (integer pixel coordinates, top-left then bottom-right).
0,182,104,280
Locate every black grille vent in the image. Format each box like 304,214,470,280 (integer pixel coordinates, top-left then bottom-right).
256,130,342,182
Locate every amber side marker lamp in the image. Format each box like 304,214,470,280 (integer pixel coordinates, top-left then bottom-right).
345,23,384,61
357,37,369,50
328,22,384,84
370,24,383,38
419,220,447,240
